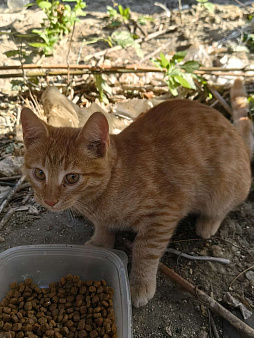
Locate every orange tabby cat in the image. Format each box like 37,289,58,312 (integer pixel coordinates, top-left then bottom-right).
21,79,252,307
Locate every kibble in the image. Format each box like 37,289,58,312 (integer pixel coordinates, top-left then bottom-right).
0,275,117,337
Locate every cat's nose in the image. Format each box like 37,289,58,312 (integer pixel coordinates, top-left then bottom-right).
44,200,58,207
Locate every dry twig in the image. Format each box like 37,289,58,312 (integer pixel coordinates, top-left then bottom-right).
229,263,254,290
159,262,254,338
207,84,232,115
0,206,28,231
0,176,21,181
0,176,25,215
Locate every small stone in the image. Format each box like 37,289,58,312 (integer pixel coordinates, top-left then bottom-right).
246,271,254,285
0,236,5,243
211,245,224,258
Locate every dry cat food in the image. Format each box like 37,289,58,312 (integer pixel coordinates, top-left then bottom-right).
0,274,117,338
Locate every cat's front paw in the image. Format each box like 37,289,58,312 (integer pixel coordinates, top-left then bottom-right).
130,279,156,308
84,239,98,248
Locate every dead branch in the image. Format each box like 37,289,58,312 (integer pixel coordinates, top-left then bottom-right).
0,65,253,72
229,263,254,290
0,176,25,215
0,206,29,231
207,85,232,115
0,69,253,79
159,262,254,338
0,175,22,181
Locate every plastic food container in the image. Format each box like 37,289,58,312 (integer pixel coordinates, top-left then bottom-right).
0,244,132,338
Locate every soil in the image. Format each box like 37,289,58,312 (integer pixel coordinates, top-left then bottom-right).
0,1,254,337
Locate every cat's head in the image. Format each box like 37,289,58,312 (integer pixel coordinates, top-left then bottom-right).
21,108,111,212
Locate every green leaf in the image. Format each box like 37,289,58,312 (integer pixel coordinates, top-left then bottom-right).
15,33,37,38
204,2,214,12
84,37,101,45
111,31,134,48
180,61,201,73
169,68,182,76
11,80,26,91
118,5,124,15
172,51,187,63
75,8,86,16
133,42,144,58
151,58,163,69
4,50,20,57
101,81,112,95
25,2,36,7
174,73,196,90
29,42,49,48
166,78,178,96
159,53,169,68
37,1,52,9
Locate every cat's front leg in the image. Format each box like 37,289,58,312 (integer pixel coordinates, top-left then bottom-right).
130,220,178,307
85,224,115,249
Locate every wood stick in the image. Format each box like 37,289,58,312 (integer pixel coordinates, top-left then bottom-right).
0,175,21,181
159,262,254,338
0,206,29,231
0,176,25,215
207,85,232,115
0,70,253,79
0,64,253,72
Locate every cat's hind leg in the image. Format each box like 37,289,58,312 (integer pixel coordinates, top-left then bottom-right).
195,214,226,239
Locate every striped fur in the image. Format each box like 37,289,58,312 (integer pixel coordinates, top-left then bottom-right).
21,83,252,307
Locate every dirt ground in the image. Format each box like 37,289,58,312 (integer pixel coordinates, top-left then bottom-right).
0,0,254,337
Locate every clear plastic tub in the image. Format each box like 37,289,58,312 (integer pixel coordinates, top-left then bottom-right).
0,244,132,338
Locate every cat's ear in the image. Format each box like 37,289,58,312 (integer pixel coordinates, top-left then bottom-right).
21,107,49,148
78,112,109,157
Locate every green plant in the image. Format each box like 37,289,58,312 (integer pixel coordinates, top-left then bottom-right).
152,52,202,96
196,0,214,13
29,0,86,55
85,30,143,58
111,31,143,58
94,74,112,104
242,33,254,53
107,4,130,23
137,15,154,26
248,94,254,118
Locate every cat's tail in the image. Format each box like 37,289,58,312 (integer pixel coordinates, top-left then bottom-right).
230,78,253,161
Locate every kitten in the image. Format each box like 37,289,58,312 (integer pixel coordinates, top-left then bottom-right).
21,79,252,308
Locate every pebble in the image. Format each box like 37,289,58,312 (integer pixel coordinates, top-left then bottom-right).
0,236,5,243
211,245,224,258
246,271,254,285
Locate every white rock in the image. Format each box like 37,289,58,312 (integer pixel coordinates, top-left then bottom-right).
115,99,154,119
246,271,254,285
0,156,24,177
0,186,11,203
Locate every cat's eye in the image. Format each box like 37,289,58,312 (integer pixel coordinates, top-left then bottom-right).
65,173,80,185
33,168,46,181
